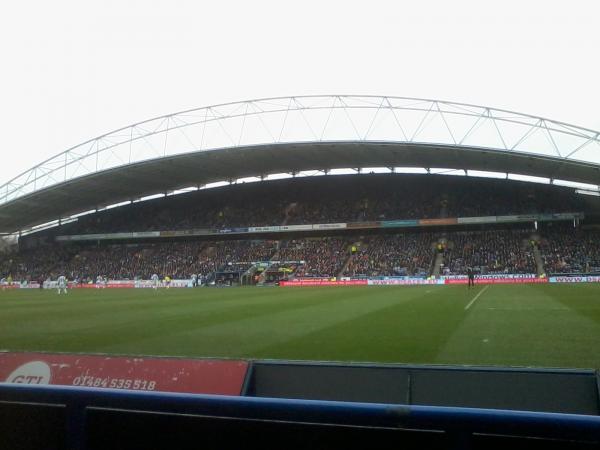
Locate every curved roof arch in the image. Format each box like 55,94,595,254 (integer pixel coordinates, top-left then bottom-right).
1,95,600,232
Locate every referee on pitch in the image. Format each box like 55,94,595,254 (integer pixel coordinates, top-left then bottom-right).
467,266,475,288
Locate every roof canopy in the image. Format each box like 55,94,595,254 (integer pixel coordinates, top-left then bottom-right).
1,95,599,233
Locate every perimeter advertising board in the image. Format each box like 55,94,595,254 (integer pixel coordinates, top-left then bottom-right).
280,279,367,286
279,224,313,231
41,280,193,289
346,221,380,229
0,352,248,396
444,276,547,285
443,274,537,280
549,276,600,283
419,218,458,226
457,216,497,224
1,281,42,289
368,279,444,285
134,279,191,288
380,219,419,228
313,223,347,230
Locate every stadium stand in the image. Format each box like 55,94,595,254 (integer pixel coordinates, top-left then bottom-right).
0,169,598,286
0,240,279,283
443,230,537,275
277,237,350,278
344,234,435,277
0,229,551,282
540,226,600,274
46,175,586,235
2,172,594,283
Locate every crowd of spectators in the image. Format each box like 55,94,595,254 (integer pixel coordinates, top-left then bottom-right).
0,240,279,283
441,179,582,218
539,227,600,274
285,189,442,225
0,238,351,282
7,227,600,282
207,240,278,274
345,234,435,277
276,238,350,278
443,230,536,275
69,193,287,234
44,174,584,239
0,245,76,282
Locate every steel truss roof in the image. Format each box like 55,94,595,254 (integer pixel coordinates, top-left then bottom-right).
1,95,599,233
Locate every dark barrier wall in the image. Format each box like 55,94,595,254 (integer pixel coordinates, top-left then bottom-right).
2,384,600,450
246,363,411,403
0,402,66,450
247,362,600,415
410,368,599,414
85,408,444,450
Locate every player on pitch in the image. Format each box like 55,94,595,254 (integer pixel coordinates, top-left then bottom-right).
57,275,68,295
467,266,475,289
151,273,160,290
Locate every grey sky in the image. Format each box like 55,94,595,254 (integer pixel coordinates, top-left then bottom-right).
1,0,598,185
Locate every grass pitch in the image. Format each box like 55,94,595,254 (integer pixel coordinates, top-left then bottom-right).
1,284,600,369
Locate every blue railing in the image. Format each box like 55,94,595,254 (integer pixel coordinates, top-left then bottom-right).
1,383,600,449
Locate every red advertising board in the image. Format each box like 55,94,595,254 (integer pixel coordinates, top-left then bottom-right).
280,280,368,286
346,221,380,229
0,284,19,289
444,278,548,285
368,279,443,285
0,352,248,396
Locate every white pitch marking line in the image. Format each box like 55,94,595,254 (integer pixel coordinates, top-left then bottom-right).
465,285,490,310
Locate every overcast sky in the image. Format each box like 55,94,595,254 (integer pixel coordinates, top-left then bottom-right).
1,0,598,185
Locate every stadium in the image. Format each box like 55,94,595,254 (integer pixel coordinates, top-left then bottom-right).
2,95,600,448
